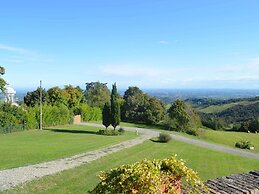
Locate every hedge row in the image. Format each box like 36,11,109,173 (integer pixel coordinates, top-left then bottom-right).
0,103,102,133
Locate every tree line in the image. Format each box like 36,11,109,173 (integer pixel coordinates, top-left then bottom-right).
0,66,201,134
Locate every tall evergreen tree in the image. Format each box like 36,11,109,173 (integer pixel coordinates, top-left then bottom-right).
110,83,120,129
102,102,111,129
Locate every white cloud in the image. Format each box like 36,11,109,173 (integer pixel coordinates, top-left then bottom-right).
159,40,169,44
0,44,27,54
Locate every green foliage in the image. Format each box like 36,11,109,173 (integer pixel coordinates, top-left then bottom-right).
239,118,259,133
79,104,102,121
185,128,206,136
90,155,207,194
0,112,20,133
167,100,201,133
122,87,165,124
0,103,27,133
47,86,69,106
64,85,84,108
168,100,190,131
110,83,120,129
203,102,259,125
235,140,254,149
0,66,6,93
102,102,111,128
42,104,72,127
158,133,172,143
97,129,120,136
25,107,38,129
24,87,49,107
85,81,111,108
200,114,227,130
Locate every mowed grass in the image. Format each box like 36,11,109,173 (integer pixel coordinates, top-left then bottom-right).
0,125,136,170
201,129,259,152
7,139,259,194
91,121,259,153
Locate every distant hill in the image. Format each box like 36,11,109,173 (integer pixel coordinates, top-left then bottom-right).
195,96,259,124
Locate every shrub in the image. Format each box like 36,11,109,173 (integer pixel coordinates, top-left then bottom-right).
159,133,171,143
90,155,207,194
235,140,254,149
186,128,206,136
97,129,120,136
0,112,20,133
118,127,125,134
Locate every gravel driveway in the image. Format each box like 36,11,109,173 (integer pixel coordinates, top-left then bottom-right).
1,122,258,192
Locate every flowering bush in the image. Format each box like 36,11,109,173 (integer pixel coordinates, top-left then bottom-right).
90,155,207,194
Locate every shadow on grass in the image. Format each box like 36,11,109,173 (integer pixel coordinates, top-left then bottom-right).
122,121,170,130
149,139,168,143
45,128,97,135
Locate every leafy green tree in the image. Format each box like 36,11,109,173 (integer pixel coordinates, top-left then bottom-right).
47,86,69,106
85,82,111,108
110,83,120,129
168,99,191,131
122,87,165,124
122,87,146,122
64,85,83,108
145,97,165,124
0,66,7,93
24,88,49,107
102,102,111,129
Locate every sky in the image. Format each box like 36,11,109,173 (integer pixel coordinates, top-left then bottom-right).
0,0,259,90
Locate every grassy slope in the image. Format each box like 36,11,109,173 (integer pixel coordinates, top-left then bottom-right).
7,139,259,194
199,100,259,113
201,129,259,150
0,125,136,170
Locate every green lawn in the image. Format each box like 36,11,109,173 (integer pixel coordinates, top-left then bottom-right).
200,129,259,151
0,125,136,170
7,139,259,194
117,121,259,153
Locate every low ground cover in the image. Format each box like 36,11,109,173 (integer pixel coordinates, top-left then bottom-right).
7,139,259,194
0,125,135,170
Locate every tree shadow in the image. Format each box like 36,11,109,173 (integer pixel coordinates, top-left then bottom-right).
149,138,167,143
45,128,97,135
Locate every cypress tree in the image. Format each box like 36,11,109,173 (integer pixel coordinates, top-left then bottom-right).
110,83,120,129
102,102,111,129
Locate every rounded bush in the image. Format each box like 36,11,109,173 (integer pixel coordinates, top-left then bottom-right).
235,140,254,149
159,133,172,143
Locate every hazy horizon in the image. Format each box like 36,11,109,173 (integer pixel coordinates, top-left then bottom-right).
1,1,259,89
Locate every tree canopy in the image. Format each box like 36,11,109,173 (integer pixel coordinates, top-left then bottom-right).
168,99,201,131
24,88,49,107
122,87,165,124
47,86,69,106
63,85,84,108
85,81,111,108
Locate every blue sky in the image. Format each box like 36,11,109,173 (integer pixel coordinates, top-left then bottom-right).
0,0,259,90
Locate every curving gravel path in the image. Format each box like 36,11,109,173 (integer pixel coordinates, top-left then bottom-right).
0,128,155,192
82,122,259,160
1,122,259,192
